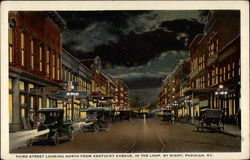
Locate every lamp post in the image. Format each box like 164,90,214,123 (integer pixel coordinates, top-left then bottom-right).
215,84,228,111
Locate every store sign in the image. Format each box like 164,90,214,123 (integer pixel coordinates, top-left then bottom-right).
218,46,237,62
59,91,90,98
200,100,208,107
207,54,218,66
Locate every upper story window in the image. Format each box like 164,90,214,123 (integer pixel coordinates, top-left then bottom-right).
20,32,25,66
39,46,43,72
52,53,55,79
9,25,14,63
30,39,34,70
46,49,50,75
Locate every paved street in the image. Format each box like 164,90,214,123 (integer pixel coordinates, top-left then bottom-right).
12,118,241,153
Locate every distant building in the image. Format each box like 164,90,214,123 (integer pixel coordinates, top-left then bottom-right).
115,79,129,111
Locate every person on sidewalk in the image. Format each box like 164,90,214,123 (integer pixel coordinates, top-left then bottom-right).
236,109,241,131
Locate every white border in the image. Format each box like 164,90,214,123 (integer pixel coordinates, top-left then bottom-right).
1,1,249,160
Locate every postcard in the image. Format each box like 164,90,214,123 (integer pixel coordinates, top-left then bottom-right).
1,1,249,159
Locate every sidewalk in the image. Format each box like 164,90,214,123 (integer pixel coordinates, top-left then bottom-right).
178,118,241,137
222,124,241,137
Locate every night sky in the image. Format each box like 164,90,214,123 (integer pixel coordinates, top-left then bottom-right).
58,10,208,104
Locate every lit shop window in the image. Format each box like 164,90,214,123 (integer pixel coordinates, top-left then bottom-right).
20,94,25,117
30,40,34,70
38,97,42,110
46,49,50,75
30,96,34,109
20,32,25,66
19,81,25,91
9,25,14,63
9,78,13,90
28,83,34,92
9,93,13,123
39,46,43,72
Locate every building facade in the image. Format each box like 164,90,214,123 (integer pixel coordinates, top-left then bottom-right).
159,11,240,122
9,11,66,132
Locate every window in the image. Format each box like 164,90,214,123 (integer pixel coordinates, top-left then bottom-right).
30,40,34,70
232,62,235,77
19,81,25,90
28,83,34,92
220,68,222,82
9,25,14,63
20,32,25,66
57,57,60,80
46,49,50,75
216,39,219,53
38,97,42,110
20,94,25,117
52,53,55,79
9,78,13,90
39,46,43,72
223,66,226,80
228,64,231,79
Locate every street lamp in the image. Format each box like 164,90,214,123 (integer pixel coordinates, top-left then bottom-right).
215,84,228,110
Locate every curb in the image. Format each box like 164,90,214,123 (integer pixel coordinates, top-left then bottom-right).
182,121,241,137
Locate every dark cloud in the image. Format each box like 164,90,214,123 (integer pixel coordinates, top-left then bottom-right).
60,11,204,67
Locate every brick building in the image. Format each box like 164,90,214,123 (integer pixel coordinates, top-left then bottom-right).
185,10,240,121
8,11,66,131
115,79,129,111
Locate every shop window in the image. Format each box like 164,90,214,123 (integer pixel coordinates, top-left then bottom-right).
9,25,14,63
39,46,43,72
38,97,42,110
20,94,26,117
30,40,34,70
28,83,34,92
9,94,13,123
19,81,25,90
20,32,25,66
9,78,13,90
30,96,34,109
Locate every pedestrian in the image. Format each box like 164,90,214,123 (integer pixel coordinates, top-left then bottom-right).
28,110,35,130
236,109,241,131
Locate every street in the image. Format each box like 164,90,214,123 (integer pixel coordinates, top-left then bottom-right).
12,118,241,153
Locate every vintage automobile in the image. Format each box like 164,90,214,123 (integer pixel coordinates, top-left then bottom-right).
196,108,224,132
119,110,132,121
32,108,74,145
81,107,111,132
158,109,174,122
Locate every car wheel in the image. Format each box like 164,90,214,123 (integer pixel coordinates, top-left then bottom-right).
27,138,33,146
93,124,100,132
68,130,73,141
52,132,59,145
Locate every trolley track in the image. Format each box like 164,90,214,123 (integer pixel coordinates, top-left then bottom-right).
125,118,168,153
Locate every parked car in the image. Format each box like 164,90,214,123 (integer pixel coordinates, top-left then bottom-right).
119,110,132,121
32,108,74,145
196,108,224,132
81,107,111,132
158,109,174,123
